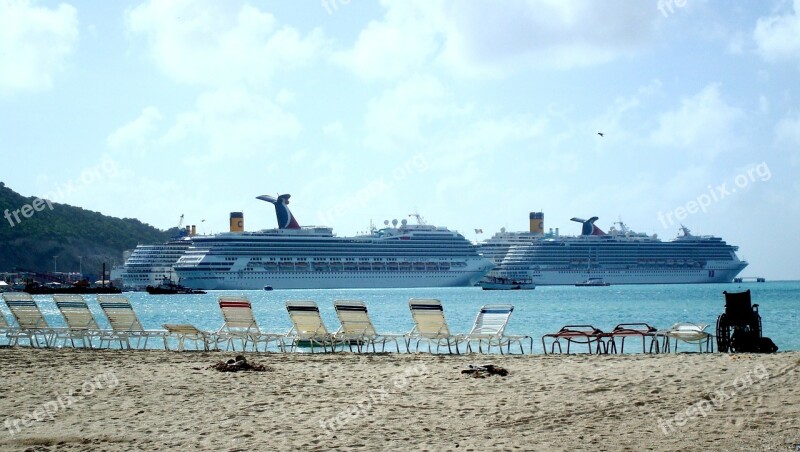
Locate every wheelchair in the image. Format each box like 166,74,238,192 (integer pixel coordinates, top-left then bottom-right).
716,290,765,353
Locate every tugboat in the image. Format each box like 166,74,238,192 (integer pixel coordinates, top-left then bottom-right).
575,278,611,287
146,277,206,295
478,276,536,290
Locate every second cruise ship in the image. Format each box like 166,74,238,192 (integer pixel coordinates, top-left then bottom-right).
174,194,492,290
480,213,748,285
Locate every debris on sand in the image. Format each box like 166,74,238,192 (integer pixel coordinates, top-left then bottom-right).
209,355,273,372
461,364,508,378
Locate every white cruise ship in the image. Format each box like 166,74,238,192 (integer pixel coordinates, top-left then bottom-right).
115,237,192,289
174,194,492,290
480,213,748,285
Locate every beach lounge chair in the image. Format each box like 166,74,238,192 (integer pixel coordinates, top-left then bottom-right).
53,294,102,348
404,298,461,354
216,296,284,352
541,325,607,354
285,300,336,353
659,322,713,353
97,295,167,349
163,324,214,351
0,306,13,346
605,323,660,354
2,292,58,347
333,300,402,352
459,304,532,354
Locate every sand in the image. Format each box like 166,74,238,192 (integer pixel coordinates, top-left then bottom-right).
0,348,798,451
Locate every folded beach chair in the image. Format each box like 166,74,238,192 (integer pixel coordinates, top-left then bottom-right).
216,296,284,352
459,304,532,354
333,300,402,352
2,292,59,347
97,295,167,349
404,298,462,354
659,322,713,353
163,324,214,351
285,300,336,353
605,323,660,354
53,294,102,348
541,325,608,354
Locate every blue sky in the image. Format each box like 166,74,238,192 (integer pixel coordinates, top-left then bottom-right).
1,0,799,279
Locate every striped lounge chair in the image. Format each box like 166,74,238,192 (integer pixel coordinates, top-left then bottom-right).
97,295,166,349
216,296,284,352
53,294,102,348
460,304,532,354
285,300,337,353
404,298,462,354
333,300,401,352
2,292,58,347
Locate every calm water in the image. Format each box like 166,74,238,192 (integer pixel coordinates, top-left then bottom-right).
5,281,799,353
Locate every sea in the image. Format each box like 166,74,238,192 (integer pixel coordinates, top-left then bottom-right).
6,281,799,353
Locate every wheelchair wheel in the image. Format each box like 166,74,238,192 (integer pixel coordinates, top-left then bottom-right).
716,313,732,352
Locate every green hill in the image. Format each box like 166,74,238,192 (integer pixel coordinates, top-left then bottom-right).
0,182,177,274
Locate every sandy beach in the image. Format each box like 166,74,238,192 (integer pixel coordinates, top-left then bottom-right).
0,348,798,451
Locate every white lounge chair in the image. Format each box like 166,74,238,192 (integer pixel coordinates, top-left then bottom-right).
97,295,166,349
2,292,58,347
0,306,13,346
53,294,102,348
659,322,714,353
404,298,461,354
460,304,532,354
285,300,336,353
163,324,214,351
333,300,402,352
216,296,283,352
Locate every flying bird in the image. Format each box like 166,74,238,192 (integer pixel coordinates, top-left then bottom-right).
597,132,604,137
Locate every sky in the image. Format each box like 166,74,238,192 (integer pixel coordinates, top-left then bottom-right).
1,0,799,280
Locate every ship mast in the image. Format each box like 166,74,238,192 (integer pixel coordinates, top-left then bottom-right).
408,211,427,225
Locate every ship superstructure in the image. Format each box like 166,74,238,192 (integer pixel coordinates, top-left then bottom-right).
480,214,748,285
174,194,492,289
115,237,192,289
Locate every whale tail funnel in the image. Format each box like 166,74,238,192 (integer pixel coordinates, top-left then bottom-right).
570,216,606,236
257,194,301,229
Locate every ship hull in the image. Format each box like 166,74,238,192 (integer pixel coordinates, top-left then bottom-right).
523,264,747,286
177,269,487,290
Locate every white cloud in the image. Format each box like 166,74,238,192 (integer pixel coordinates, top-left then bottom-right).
759,95,770,114
322,121,344,139
363,74,467,151
334,2,442,80
439,0,654,74
650,84,744,160
754,0,800,62
162,87,302,161
775,113,800,146
336,0,655,80
0,0,78,95
276,89,295,105
107,106,163,152
126,0,326,87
